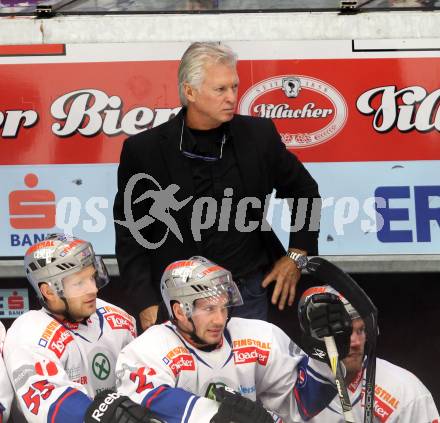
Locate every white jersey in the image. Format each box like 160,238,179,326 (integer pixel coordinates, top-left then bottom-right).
309,357,439,422
4,299,136,423
117,317,339,423
0,321,13,422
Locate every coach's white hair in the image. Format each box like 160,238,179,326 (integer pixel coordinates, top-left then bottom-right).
178,42,237,106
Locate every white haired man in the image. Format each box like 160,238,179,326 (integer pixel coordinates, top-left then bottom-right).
3,234,162,423
114,41,321,331
116,257,353,423
298,286,440,422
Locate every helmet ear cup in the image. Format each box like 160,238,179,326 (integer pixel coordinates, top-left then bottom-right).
170,301,193,320
181,303,192,318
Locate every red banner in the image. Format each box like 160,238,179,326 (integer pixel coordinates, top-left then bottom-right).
1,56,439,165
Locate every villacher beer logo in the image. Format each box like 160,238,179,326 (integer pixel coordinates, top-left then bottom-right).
238,75,348,148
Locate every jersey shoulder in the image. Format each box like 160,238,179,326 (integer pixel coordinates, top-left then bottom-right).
227,318,287,348
6,309,60,348
376,358,432,402
4,309,72,364
122,322,186,359
228,317,282,338
96,298,135,321
95,298,137,337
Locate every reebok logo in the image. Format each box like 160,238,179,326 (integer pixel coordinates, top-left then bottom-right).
91,392,122,422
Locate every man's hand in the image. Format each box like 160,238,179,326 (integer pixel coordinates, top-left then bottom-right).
85,391,164,423
298,292,352,364
210,387,273,423
139,305,159,331
261,249,306,310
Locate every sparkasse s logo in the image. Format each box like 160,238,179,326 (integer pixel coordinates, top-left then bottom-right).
239,74,348,148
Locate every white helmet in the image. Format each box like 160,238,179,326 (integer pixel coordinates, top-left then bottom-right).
299,285,360,320
160,256,243,318
24,234,109,303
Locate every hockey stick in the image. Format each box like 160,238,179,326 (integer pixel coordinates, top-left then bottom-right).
324,336,356,422
306,257,378,423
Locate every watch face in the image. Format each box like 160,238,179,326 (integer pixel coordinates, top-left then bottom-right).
295,255,308,270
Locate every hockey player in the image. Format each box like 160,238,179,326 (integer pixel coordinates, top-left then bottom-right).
116,256,353,423
298,286,440,422
3,234,161,423
0,321,13,421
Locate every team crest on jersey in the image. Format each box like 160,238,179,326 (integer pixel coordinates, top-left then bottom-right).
162,346,195,376
38,320,73,358
97,305,136,337
232,339,271,366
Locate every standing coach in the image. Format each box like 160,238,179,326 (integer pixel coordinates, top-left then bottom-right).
113,42,321,331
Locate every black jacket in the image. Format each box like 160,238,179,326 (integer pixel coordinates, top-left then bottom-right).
113,110,320,315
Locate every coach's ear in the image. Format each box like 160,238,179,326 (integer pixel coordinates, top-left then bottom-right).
183,82,197,104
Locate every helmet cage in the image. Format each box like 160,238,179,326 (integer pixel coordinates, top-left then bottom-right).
161,257,243,319
58,255,109,299
24,236,109,301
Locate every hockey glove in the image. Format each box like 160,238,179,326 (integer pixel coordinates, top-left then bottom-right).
210,386,273,423
298,292,352,364
84,391,164,423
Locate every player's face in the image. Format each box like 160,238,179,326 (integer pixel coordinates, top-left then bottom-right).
62,265,98,320
343,318,366,377
185,62,239,129
190,296,228,345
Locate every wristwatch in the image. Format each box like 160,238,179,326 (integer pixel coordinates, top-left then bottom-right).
286,251,308,270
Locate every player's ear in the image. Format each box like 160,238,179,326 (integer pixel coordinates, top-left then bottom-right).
39,282,56,302
172,301,187,322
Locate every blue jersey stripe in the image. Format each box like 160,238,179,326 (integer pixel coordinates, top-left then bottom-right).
294,356,337,420
141,385,201,423
183,395,198,423
47,387,91,423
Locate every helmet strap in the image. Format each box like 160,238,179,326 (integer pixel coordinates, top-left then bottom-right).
45,296,78,323
177,317,220,352
61,297,78,322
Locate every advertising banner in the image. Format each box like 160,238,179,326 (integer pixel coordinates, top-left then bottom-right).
0,288,29,317
1,40,439,256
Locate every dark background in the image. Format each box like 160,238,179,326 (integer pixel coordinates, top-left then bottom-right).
268,272,440,409
2,271,439,410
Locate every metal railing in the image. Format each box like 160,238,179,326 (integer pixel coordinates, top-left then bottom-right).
1,254,439,279
0,0,439,17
